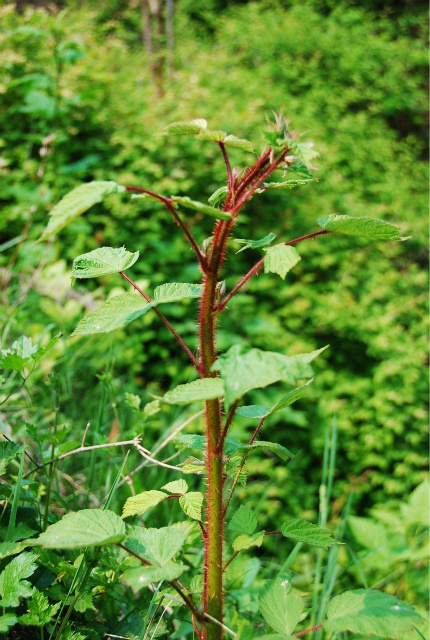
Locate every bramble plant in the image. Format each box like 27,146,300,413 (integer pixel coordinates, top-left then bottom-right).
1,115,424,640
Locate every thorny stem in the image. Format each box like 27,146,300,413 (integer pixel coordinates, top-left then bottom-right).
217,230,330,312
120,271,199,371
218,143,234,205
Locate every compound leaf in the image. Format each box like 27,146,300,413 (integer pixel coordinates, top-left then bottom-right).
126,526,185,567
228,506,257,535
258,577,303,636
179,492,204,520
281,519,340,549
27,510,126,548
163,378,224,404
317,214,408,241
19,588,61,626
0,442,24,476
72,246,139,279
264,244,301,280
122,491,168,518
0,334,60,371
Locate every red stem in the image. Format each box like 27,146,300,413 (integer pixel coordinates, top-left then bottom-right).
217,230,329,312
120,272,199,371
249,416,266,444
215,400,240,454
217,142,234,204
294,624,324,638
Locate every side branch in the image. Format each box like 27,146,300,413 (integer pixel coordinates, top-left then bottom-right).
120,272,200,371
217,142,234,205
217,230,329,312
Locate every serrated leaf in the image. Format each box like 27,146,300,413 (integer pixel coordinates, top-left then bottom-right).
239,441,294,461
228,506,257,535
0,613,17,633
235,233,277,253
224,436,246,456
162,479,189,494
213,344,326,408
233,531,265,551
0,442,24,476
317,214,408,241
163,119,208,136
122,564,188,592
264,244,301,279
175,434,206,451
237,378,314,420
324,589,425,637
262,179,312,190
402,480,430,526
287,161,313,178
27,509,126,548
38,181,125,242
258,577,303,636
0,552,37,607
281,519,340,549
163,378,224,404
292,141,319,165
180,460,206,474
72,246,139,279
223,134,254,152
347,515,387,549
196,129,227,142
71,283,202,336
208,186,228,206
171,195,231,220
19,588,61,626
126,526,185,566
122,491,168,518
0,334,60,371
179,492,204,520
0,541,25,560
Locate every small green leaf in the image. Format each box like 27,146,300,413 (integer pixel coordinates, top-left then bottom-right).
163,119,208,136
317,214,409,241
235,233,277,253
152,282,203,303
0,335,60,371
236,405,269,419
126,526,185,566
208,186,228,206
292,141,319,165
264,244,301,279
122,491,168,518
0,442,24,476
18,588,61,626
223,134,255,152
179,492,204,520
239,441,294,461
171,196,231,220
72,246,139,279
0,552,37,607
237,378,314,420
281,519,340,549
180,459,206,474
324,589,425,637
287,161,313,178
197,129,227,142
232,531,265,551
0,541,25,560
256,179,312,193
0,613,18,634
228,506,257,535
402,480,430,526
161,480,189,494
122,564,189,592
163,378,224,404
258,577,303,636
38,181,125,242
174,434,206,451
27,510,126,548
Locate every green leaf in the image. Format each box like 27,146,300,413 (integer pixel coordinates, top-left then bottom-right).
0,552,37,607
229,506,257,535
197,129,227,142
126,526,185,566
0,541,25,560
287,161,313,179
71,283,202,336
232,531,265,551
264,245,301,279
179,492,204,520
174,434,206,451
237,378,314,420
163,378,224,404
0,335,60,371
239,441,294,461
402,480,430,526
235,233,277,254
262,179,312,190
19,588,61,626
72,246,139,279
208,186,228,206
258,577,303,636
122,491,168,518
324,589,425,637
0,613,17,634
317,214,408,241
281,519,340,549
223,134,255,152
163,119,208,136
0,442,24,476
122,564,189,592
292,141,319,165
213,344,327,408
38,181,125,242
27,509,126,548
170,195,231,220
180,458,206,474
161,479,189,494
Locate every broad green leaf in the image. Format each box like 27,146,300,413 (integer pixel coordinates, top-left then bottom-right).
197,129,227,142
18,588,61,626
324,589,425,637
264,244,301,279
223,134,255,152
162,479,189,494
126,526,185,566
0,552,37,607
281,519,340,549
401,480,430,526
347,515,387,549
38,181,125,242
170,196,231,220
175,434,206,451
71,283,202,336
122,491,168,518
163,119,208,135
27,509,126,548
0,334,60,371
235,233,277,253
208,186,228,206
122,564,188,592
180,459,206,474
31,333,61,362
229,506,257,535
0,442,24,476
0,614,18,633
233,531,265,551
0,541,25,560
237,378,314,420
258,577,303,636
317,214,408,241
163,378,224,404
72,246,139,279
179,492,204,520
239,441,294,461
213,344,326,408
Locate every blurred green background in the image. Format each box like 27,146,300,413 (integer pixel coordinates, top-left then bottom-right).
0,0,428,612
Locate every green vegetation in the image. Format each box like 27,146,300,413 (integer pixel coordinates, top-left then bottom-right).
0,1,428,638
